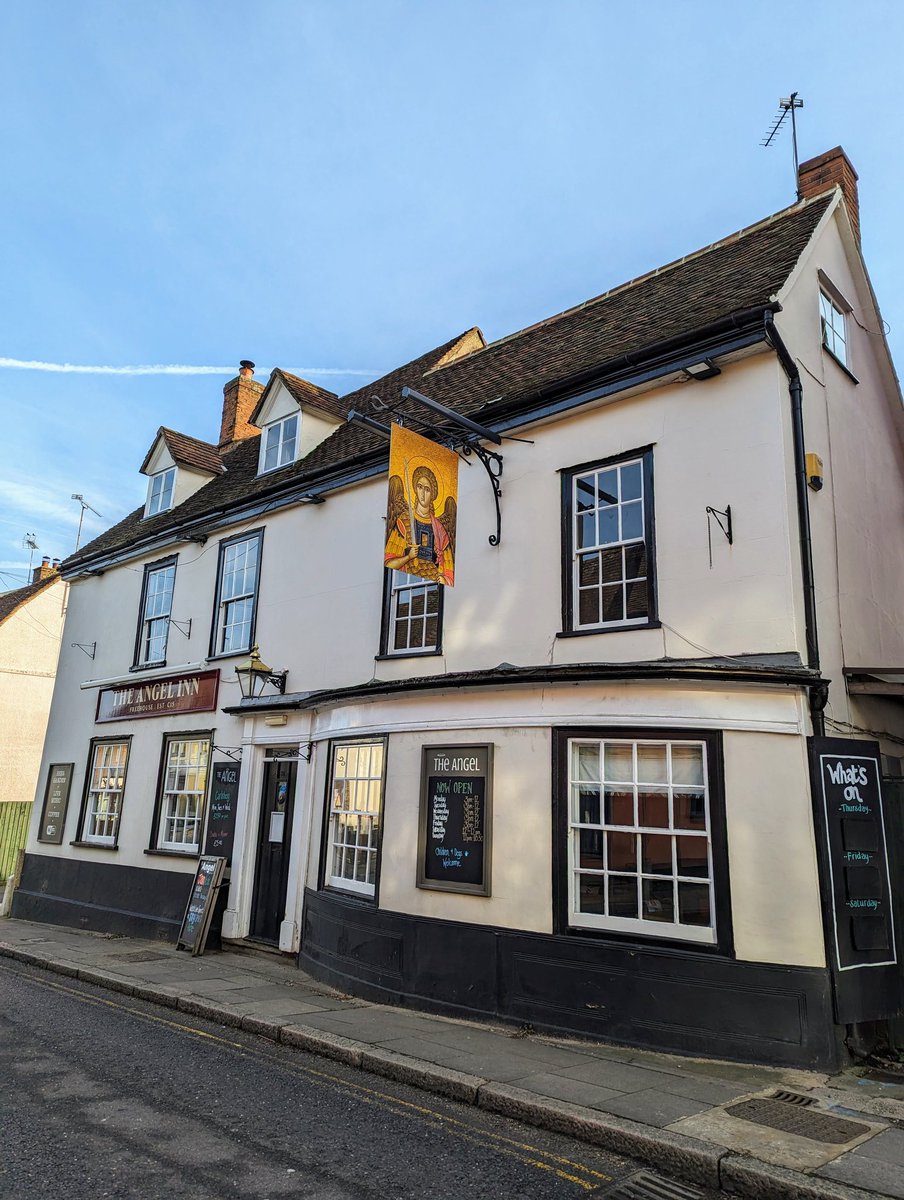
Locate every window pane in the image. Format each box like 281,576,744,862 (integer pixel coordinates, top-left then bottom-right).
578,512,595,549
608,875,638,918
604,744,633,782
621,501,643,541
577,876,606,914
625,580,649,620
575,786,601,825
678,883,711,926
607,831,636,873
598,546,622,583
676,835,709,878
671,745,704,786
638,789,669,828
641,834,672,874
624,543,647,579
601,585,624,622
642,878,674,922
636,744,667,784
620,462,642,502
575,477,595,511
596,470,618,506
573,743,600,782
579,829,604,870
605,786,634,825
578,553,599,587
598,506,619,545
579,588,600,625
674,790,707,830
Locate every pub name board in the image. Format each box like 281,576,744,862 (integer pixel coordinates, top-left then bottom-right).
96,670,219,723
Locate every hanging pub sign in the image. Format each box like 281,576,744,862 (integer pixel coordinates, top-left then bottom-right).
384,424,458,587
96,670,219,723
418,744,493,895
808,737,901,1023
37,762,74,844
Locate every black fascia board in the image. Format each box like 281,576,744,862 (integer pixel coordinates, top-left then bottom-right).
222,657,825,715
64,304,778,577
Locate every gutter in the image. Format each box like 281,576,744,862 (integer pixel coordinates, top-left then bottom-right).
223,657,823,715
763,310,826,736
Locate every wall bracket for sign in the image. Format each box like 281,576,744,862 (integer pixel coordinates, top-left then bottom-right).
170,618,192,639
705,504,733,569
400,387,505,547
211,743,243,762
71,641,96,659
266,743,314,763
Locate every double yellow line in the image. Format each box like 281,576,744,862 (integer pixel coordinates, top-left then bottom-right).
2,960,614,1192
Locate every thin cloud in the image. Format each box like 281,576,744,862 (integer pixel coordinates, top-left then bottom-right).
0,357,375,377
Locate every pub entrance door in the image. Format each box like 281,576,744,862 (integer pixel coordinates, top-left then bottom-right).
250,756,297,945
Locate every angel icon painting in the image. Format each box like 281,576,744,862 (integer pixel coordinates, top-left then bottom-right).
384,424,458,587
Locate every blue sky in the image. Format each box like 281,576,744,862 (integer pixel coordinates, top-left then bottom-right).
2,1,902,590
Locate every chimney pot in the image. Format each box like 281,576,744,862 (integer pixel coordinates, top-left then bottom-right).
239,360,255,377
32,556,56,583
798,146,860,245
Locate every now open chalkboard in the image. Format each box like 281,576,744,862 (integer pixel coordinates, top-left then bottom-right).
418,744,493,895
203,763,240,866
177,856,225,956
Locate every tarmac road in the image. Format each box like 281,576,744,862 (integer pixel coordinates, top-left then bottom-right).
0,957,725,1199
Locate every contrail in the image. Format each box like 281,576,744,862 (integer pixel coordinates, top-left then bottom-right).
0,358,375,377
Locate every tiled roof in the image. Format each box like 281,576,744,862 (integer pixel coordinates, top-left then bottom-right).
257,370,346,423
140,428,225,476
64,193,834,572
0,573,61,628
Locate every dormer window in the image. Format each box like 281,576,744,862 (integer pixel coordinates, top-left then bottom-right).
146,467,175,517
259,414,298,474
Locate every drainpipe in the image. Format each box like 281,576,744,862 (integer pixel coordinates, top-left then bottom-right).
763,310,826,736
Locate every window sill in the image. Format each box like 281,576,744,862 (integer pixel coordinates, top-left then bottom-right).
557,621,661,639
823,347,859,384
207,649,252,663
375,650,443,661
321,884,376,904
144,848,199,859
130,660,167,673
70,839,118,851
563,922,726,955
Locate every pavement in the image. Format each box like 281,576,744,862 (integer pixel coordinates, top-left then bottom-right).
2,918,904,1200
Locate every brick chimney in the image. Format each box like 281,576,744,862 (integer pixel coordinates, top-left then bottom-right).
31,556,56,584
798,146,860,245
219,360,264,448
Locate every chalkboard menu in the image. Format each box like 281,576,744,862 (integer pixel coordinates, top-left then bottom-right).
809,737,901,1023
418,744,493,895
203,763,240,866
38,763,74,844
177,856,225,956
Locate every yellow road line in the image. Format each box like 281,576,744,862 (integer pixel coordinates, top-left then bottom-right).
1,959,613,1190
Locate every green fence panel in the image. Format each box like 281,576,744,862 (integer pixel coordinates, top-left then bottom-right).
0,801,32,881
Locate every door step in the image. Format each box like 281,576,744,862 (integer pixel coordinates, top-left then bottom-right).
221,937,294,963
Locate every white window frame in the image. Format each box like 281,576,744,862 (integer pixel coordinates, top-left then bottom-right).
567,736,716,945
155,735,210,853
146,467,176,517
82,739,130,846
820,290,848,368
136,560,175,666
325,740,385,898
569,454,652,631
210,531,262,656
258,413,299,475
383,570,441,655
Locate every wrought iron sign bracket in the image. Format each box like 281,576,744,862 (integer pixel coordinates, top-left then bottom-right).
71,641,97,659
212,743,243,762
170,618,192,639
705,504,733,568
463,441,504,546
268,743,314,762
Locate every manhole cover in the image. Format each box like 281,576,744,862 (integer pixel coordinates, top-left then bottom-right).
605,1171,705,1198
104,950,170,963
725,1098,870,1144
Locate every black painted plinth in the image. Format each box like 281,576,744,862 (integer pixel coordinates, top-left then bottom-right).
300,888,841,1071
11,853,194,942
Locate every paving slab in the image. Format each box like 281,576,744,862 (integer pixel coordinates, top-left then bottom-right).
841,1125,904,1165
507,1070,626,1109
598,1089,712,1128
555,1058,697,1093
816,1152,904,1197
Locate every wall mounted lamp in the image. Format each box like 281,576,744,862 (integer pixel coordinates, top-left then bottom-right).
235,645,288,699
684,359,722,381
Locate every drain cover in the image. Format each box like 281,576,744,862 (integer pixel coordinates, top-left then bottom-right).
725,1098,870,1144
605,1172,705,1199
104,950,169,963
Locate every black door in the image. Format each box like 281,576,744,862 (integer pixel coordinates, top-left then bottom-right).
250,758,297,944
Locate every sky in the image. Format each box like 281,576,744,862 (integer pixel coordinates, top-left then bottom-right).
2,1,903,591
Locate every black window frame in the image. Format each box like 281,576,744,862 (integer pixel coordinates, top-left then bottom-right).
146,729,214,857
318,736,388,905
377,568,444,659
72,734,133,850
132,554,177,671
208,528,264,660
560,446,658,636
551,726,733,956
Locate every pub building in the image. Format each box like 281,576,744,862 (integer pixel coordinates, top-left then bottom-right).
17,149,904,1069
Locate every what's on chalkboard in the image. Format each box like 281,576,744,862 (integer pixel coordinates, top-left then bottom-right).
177,856,226,956
417,744,493,895
203,763,240,866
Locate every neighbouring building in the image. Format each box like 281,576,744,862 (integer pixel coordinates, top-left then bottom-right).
13,148,904,1070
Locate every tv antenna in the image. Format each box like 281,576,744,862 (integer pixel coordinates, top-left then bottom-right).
761,92,804,198
72,493,103,553
22,532,38,583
